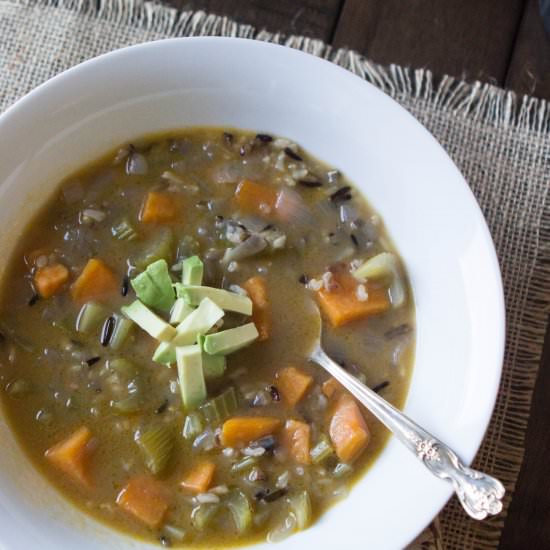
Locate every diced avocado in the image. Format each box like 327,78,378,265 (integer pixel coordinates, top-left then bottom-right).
172,298,224,346
176,344,207,410
121,300,176,342
175,285,252,316
130,259,175,312
203,323,259,355
153,341,177,365
134,228,174,270
198,334,226,379
182,255,204,286
170,297,194,325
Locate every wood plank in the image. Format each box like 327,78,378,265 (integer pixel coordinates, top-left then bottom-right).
332,0,525,86
505,0,550,99
499,316,550,548
162,0,344,42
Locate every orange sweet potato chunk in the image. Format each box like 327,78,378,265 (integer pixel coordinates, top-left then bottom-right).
34,263,70,298
116,476,169,528
45,426,95,488
181,461,216,494
221,417,281,447
317,271,390,328
282,419,311,465
234,180,279,217
276,366,313,407
70,258,118,303
329,393,370,463
140,191,181,223
243,276,270,341
322,377,344,400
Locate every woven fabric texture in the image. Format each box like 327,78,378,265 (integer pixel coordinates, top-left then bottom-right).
1,1,549,548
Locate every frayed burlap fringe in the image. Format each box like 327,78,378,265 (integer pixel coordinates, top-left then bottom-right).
2,0,550,549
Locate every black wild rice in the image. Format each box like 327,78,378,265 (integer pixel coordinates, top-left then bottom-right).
269,385,281,401
85,356,101,367
256,134,273,143
155,400,169,414
298,179,323,188
384,324,412,339
284,147,303,162
28,293,40,306
255,488,287,502
372,381,390,393
298,274,309,285
350,233,359,247
330,186,352,202
100,316,116,347
121,275,129,297
223,132,234,145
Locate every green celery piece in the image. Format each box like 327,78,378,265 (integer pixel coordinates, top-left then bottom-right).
76,302,108,334
172,298,224,346
175,285,252,316
203,323,258,355
182,412,204,440
109,314,134,350
170,298,194,325
199,387,238,424
111,393,142,414
153,341,176,365
226,490,252,534
176,345,207,410
197,334,226,379
134,228,174,270
136,423,175,475
309,434,334,464
288,491,312,530
191,503,219,530
121,300,176,342
333,462,353,478
181,255,204,286
111,218,138,241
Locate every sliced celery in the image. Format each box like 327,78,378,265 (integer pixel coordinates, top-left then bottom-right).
288,490,312,530
109,314,134,350
203,323,258,355
76,302,108,334
111,393,141,414
170,298,194,325
136,423,174,475
172,298,224,346
182,412,204,440
176,345,207,410
191,503,219,530
111,218,138,241
332,462,353,478
226,490,252,534
176,285,252,316
181,255,204,286
199,387,238,424
134,228,174,270
230,456,258,473
309,434,334,464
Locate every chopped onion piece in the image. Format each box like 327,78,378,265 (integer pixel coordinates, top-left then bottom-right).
222,235,267,264
126,152,148,175
352,252,406,307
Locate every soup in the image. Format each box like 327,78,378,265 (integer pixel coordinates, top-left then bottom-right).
0,129,414,546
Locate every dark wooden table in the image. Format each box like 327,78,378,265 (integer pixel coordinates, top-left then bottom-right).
164,1,550,547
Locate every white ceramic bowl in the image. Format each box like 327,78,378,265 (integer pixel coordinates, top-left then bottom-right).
0,38,504,550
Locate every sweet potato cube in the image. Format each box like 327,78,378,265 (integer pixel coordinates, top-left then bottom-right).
276,366,313,407
317,271,390,327
45,426,95,488
234,180,279,217
71,258,118,303
282,419,311,464
221,417,281,447
243,276,270,341
329,393,370,463
34,263,70,298
322,377,344,400
140,191,181,223
181,461,216,494
116,476,169,528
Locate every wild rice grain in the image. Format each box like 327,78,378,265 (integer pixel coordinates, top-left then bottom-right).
100,316,116,347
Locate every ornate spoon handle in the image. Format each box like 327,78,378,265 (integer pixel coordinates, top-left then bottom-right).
310,346,505,520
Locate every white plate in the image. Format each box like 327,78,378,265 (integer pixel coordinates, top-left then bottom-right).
0,38,505,550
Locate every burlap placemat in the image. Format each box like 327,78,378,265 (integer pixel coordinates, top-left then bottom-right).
1,1,549,548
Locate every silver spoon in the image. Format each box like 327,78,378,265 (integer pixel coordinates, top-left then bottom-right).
307,307,504,520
